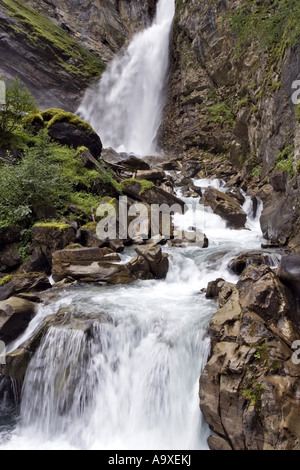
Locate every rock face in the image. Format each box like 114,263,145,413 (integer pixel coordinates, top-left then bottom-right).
162,0,300,251
278,254,300,297
0,0,157,111
0,297,36,343
201,187,247,230
200,265,300,450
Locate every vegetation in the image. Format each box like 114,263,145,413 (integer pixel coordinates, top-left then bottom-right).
0,76,38,136
241,384,266,412
276,144,294,177
208,102,235,128
229,0,300,59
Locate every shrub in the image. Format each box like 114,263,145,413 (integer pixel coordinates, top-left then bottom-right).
0,76,38,136
0,132,71,227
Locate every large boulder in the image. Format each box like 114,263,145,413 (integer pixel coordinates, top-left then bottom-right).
0,273,51,301
43,109,102,158
52,246,132,284
228,251,281,276
278,254,300,296
122,181,185,210
0,297,36,343
134,245,169,279
32,222,77,266
201,186,247,230
200,265,300,450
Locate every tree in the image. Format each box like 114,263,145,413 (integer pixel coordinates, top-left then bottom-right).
0,76,38,135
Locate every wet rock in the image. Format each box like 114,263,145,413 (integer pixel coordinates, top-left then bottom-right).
228,251,279,276
51,246,130,284
201,187,247,230
0,273,51,301
278,254,300,297
200,264,300,450
134,245,169,279
0,297,36,343
127,256,154,280
168,230,208,248
206,278,225,299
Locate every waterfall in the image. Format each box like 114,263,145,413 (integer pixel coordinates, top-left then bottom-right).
77,0,175,156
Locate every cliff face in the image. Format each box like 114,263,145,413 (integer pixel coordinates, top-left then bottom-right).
24,0,158,62
0,0,156,111
163,0,300,250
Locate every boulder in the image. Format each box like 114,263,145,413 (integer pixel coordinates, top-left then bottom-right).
278,254,300,296
52,246,132,284
134,245,169,279
122,181,185,211
0,273,51,301
0,297,36,343
205,278,225,299
228,251,280,276
136,169,165,182
201,187,247,230
0,244,22,271
127,256,154,281
48,121,102,159
32,223,77,266
168,230,209,248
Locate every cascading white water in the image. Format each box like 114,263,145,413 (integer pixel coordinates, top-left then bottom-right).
0,178,278,451
77,0,175,156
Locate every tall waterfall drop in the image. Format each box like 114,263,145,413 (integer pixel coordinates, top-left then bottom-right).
77,0,175,156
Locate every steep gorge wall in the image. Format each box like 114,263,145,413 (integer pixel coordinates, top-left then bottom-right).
0,0,157,111
163,0,300,250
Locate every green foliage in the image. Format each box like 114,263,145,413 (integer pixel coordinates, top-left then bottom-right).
0,76,38,135
33,221,70,230
0,132,71,227
241,384,266,411
0,275,13,286
0,0,105,81
120,178,155,194
41,109,94,133
251,166,261,178
276,144,294,177
228,0,300,61
70,192,100,219
208,102,235,128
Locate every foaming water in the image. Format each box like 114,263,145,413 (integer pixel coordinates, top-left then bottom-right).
78,0,175,156
0,179,280,450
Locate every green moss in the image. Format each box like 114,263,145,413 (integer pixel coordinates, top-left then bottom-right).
33,221,70,230
120,179,155,195
0,0,105,82
241,384,266,412
41,109,94,133
228,0,300,58
70,192,100,219
81,222,97,232
251,166,261,178
0,275,13,286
